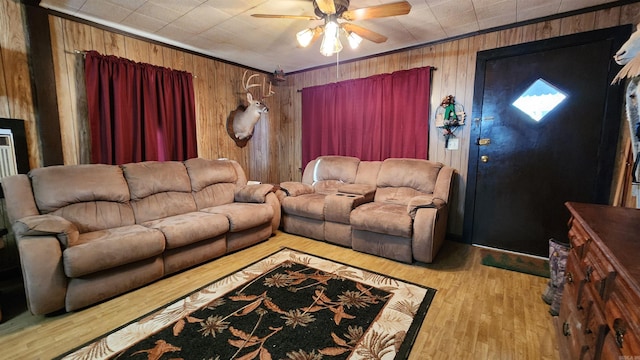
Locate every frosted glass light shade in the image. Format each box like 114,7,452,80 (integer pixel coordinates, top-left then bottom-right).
347,32,362,49
320,21,342,56
296,28,314,47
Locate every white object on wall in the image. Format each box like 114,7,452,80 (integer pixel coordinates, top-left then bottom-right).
0,129,18,178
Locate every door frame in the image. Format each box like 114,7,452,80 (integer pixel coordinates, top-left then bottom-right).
462,25,631,245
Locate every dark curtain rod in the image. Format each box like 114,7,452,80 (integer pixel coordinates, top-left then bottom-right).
296,66,437,92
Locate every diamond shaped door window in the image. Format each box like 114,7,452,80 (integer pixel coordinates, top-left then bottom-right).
512,78,567,121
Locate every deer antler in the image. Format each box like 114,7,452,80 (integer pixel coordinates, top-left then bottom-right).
242,70,275,99
242,70,262,92
262,76,275,99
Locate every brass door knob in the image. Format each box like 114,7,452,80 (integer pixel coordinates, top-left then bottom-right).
481,155,489,163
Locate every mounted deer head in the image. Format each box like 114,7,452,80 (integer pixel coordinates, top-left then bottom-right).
230,70,275,141
613,23,640,83
614,24,640,65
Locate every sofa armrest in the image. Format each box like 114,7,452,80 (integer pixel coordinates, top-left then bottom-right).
337,183,376,197
13,214,79,248
234,184,276,203
325,191,373,224
279,181,314,197
407,196,446,219
1,174,39,224
17,235,68,315
411,206,449,263
433,166,455,204
265,192,281,233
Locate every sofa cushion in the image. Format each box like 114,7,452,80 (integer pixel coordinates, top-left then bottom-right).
192,183,236,209
29,164,136,232
202,203,274,232
63,225,165,278
123,161,192,200
143,212,229,249
314,156,360,182
185,158,239,209
314,180,350,195
52,201,136,234
354,161,382,185
280,193,327,220
377,159,443,194
313,156,360,195
350,202,413,238
131,192,198,224
374,187,427,206
30,164,130,214
184,158,237,191
122,161,198,223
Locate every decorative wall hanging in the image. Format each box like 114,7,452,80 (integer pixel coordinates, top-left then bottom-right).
435,95,465,149
273,67,286,82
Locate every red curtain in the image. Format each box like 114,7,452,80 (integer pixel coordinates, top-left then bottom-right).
85,51,197,165
301,66,431,166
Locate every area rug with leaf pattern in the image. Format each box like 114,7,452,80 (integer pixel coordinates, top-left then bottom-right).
57,248,437,360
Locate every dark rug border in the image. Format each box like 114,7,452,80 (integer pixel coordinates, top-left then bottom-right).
56,246,437,359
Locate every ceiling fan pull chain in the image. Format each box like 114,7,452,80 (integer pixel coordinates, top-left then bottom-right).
336,51,340,80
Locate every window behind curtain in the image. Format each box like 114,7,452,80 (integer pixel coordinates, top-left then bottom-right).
84,51,197,165
301,66,432,166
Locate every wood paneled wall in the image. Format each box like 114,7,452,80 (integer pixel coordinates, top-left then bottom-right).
0,0,40,170
1,1,639,240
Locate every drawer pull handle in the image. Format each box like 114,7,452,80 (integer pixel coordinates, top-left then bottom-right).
614,321,626,349
585,266,593,282
566,272,573,284
563,321,571,337
616,329,624,348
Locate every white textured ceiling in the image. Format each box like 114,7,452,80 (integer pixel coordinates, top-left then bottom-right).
40,0,621,73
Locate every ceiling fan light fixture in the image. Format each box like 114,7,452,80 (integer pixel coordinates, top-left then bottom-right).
320,20,342,56
320,35,343,56
296,28,315,47
347,31,363,49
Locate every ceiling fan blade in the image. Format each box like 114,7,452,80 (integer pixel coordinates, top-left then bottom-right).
251,14,319,20
342,23,388,43
341,1,411,21
316,0,336,15
309,26,324,46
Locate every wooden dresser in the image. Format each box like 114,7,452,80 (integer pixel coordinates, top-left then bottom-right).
556,202,640,359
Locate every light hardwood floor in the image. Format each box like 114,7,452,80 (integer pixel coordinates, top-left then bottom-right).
0,231,559,359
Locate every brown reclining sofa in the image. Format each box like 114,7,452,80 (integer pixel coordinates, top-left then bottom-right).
278,156,455,263
1,158,280,315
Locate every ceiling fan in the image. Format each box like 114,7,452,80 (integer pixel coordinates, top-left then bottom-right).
251,0,412,56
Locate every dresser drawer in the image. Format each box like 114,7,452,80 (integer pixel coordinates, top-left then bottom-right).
605,280,640,357
600,331,623,360
568,218,590,258
559,295,592,360
581,244,616,301
565,251,587,307
582,284,608,357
